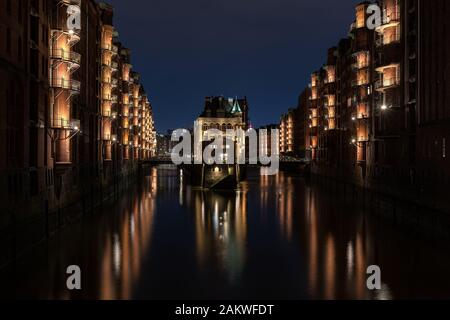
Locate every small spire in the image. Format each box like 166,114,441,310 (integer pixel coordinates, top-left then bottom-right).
231,97,242,114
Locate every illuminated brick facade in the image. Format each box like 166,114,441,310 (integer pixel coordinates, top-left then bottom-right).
0,0,157,250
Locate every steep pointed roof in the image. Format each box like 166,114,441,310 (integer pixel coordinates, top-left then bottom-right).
231,98,242,114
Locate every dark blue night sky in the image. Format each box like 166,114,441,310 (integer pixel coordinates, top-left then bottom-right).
104,0,361,132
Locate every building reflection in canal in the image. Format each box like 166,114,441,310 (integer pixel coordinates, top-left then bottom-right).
258,168,392,300
2,165,450,299
189,189,247,284
98,168,158,300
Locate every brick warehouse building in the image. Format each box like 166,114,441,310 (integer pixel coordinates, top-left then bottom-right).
300,0,450,212
0,0,157,261
279,88,310,159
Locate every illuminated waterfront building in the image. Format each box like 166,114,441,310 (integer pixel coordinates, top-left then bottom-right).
195,96,249,164
0,0,156,263
297,0,450,211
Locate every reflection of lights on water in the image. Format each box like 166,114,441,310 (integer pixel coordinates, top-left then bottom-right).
113,234,121,277
179,180,184,206
347,242,354,277
201,201,205,226
130,215,135,237
375,284,393,300
214,201,219,233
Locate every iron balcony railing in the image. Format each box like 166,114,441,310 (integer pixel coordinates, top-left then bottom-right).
61,0,82,6
51,78,81,92
51,48,81,64
375,33,401,47
102,44,119,54
351,79,369,87
351,61,369,70
51,118,71,129
375,77,400,90
381,8,400,25
50,118,80,130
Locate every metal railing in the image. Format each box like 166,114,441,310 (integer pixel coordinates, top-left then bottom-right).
50,118,80,130
51,78,81,92
375,77,400,90
50,118,71,129
351,61,369,70
102,44,118,54
351,79,369,87
381,8,400,25
61,0,82,6
376,33,401,47
51,48,81,64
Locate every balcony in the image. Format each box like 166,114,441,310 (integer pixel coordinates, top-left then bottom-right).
102,110,112,118
51,48,81,66
51,118,80,130
375,9,400,32
351,79,369,87
375,77,400,91
61,0,82,5
51,78,81,93
102,44,119,54
351,61,369,71
51,29,80,46
376,33,400,47
58,28,81,46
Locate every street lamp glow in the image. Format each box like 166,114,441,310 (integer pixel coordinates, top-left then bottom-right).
381,105,388,111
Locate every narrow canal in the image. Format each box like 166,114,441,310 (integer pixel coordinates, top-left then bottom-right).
1,166,450,299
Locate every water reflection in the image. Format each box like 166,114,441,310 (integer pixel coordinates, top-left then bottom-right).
1,166,450,299
190,190,247,284
99,169,157,299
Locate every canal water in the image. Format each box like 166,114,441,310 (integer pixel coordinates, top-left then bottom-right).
1,166,450,300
